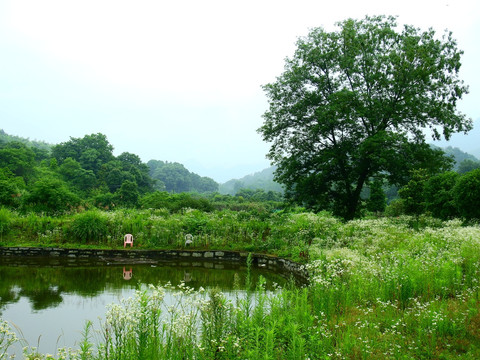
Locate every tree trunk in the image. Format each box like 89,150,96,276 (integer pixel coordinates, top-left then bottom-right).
344,195,360,221
344,165,370,220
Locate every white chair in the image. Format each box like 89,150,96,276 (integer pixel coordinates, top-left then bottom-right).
184,234,193,246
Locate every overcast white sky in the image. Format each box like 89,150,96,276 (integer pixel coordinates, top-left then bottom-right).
1,0,479,182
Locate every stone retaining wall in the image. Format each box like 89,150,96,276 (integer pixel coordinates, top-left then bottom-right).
0,247,308,280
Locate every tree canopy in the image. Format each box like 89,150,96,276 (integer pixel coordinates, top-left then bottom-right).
0,132,221,213
147,160,218,193
259,15,471,219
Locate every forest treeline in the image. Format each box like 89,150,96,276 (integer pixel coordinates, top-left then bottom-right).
1,129,480,219
0,131,284,214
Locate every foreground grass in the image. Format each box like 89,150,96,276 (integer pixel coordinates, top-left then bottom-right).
1,211,480,359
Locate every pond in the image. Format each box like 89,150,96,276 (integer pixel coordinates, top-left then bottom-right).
0,255,298,356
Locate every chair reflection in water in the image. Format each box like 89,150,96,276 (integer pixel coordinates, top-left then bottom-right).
123,267,133,280
124,233,134,248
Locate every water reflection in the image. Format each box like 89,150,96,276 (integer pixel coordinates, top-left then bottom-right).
0,256,296,313
1,256,300,356
122,267,133,280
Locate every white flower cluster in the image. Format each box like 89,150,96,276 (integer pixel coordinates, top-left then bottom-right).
0,319,18,360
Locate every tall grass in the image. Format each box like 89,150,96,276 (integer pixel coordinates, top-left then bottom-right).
0,208,12,241
69,210,109,244
0,208,330,259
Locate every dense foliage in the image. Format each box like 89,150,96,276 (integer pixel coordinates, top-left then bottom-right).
2,129,479,221
397,167,480,221
147,160,218,193
1,131,277,214
259,15,471,220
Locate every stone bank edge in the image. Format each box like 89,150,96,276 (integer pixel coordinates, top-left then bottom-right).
0,247,308,281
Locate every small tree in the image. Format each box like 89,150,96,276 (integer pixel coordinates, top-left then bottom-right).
115,180,139,208
423,171,459,219
0,169,24,208
366,179,386,213
453,169,480,220
24,176,80,214
398,169,429,217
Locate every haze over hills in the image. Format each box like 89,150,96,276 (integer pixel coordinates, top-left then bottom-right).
429,117,480,159
183,158,271,185
219,166,283,195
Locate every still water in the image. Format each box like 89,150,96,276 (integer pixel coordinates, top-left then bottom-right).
0,256,295,355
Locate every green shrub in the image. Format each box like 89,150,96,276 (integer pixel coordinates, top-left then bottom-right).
70,210,109,243
139,191,170,209
140,192,214,213
23,176,80,214
384,198,406,217
92,191,116,210
170,193,213,213
114,180,140,207
0,178,22,208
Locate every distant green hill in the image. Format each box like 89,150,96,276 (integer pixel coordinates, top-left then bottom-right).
219,166,284,195
0,129,52,152
147,160,218,193
430,117,480,159
430,145,479,170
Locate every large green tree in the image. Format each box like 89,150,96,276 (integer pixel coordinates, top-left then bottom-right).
258,15,470,219
52,133,114,174
0,142,36,179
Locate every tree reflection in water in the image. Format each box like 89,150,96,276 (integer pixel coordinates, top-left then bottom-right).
0,256,302,356
0,256,296,312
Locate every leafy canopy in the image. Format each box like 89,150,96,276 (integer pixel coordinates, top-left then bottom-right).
259,15,470,219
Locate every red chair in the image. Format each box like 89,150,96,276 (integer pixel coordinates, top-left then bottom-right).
124,234,134,248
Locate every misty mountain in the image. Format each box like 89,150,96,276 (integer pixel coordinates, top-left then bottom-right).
0,129,53,152
147,160,218,193
440,146,479,169
220,145,480,196
219,166,283,195
430,117,480,158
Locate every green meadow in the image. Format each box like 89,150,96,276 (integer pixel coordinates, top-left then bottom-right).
1,209,479,359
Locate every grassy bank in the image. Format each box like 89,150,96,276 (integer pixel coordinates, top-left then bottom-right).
0,208,332,262
1,209,480,358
